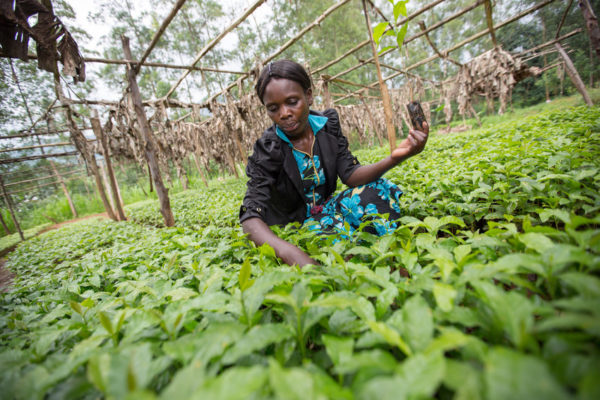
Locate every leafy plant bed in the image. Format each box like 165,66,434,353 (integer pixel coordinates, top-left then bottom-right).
1,106,599,399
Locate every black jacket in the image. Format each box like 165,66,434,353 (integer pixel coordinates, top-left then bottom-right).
239,108,361,226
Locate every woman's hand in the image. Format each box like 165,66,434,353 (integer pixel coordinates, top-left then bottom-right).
242,217,316,268
391,121,429,162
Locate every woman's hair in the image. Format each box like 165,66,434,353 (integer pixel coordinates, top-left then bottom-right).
255,60,312,103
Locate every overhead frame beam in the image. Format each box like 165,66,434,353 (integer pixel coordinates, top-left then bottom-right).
164,0,267,99
335,0,558,102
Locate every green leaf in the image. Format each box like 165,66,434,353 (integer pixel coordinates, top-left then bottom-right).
372,22,389,45
269,359,315,400
518,232,554,253
433,282,457,312
239,258,254,292
311,292,375,322
396,22,408,51
368,321,412,356
559,272,600,298
378,45,396,55
485,347,570,400
98,311,114,335
393,1,407,21
400,295,434,352
191,365,267,400
222,323,294,364
322,335,353,367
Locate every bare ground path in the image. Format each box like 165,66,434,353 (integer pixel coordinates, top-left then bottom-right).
0,213,109,292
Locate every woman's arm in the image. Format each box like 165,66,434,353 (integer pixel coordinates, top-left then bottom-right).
242,217,316,267
345,122,429,187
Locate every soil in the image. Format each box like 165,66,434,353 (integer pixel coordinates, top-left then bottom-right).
0,213,109,292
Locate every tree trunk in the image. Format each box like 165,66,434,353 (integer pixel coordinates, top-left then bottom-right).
579,0,600,57
555,43,593,106
0,176,24,241
122,35,174,227
91,112,126,220
0,210,10,235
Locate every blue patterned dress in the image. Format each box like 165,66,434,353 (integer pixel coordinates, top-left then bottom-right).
275,115,403,237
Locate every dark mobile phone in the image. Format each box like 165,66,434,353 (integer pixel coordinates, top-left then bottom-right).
407,101,426,130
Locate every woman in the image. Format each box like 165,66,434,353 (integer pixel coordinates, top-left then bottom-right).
240,60,428,267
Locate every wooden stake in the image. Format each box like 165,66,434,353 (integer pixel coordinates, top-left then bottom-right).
555,42,593,106
50,160,78,218
65,108,117,221
192,153,209,187
91,111,126,220
0,175,24,241
122,35,175,227
362,0,396,151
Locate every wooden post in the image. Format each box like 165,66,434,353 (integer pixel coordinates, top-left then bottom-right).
122,35,175,227
555,43,593,106
193,154,209,187
65,109,117,221
362,0,396,151
50,160,78,218
358,93,383,147
322,79,333,109
0,175,24,241
91,111,126,220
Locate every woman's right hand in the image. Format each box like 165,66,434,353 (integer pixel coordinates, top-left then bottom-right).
242,217,316,268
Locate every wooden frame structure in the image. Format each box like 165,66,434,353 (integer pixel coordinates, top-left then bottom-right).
0,0,593,232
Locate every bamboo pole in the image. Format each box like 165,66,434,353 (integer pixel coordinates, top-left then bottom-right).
65,108,117,221
192,153,209,187
5,174,85,196
329,0,485,82
135,0,188,74
312,0,446,75
50,160,78,218
484,0,498,47
0,141,79,153
555,42,593,105
0,151,78,165
0,175,24,241
165,0,266,99
4,168,83,187
122,35,175,227
336,0,559,102
0,127,90,140
362,0,396,151
516,29,582,56
0,52,247,75
91,111,126,220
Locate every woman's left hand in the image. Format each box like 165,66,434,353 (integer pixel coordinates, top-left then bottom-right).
391,121,429,162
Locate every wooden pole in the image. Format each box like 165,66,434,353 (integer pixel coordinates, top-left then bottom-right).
362,0,396,151
484,0,498,48
50,160,78,218
91,111,126,220
0,175,24,241
65,108,117,221
555,42,593,106
192,154,209,187
122,35,175,227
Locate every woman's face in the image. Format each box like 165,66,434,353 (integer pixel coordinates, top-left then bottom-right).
262,78,313,139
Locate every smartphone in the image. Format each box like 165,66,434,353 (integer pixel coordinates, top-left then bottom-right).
407,101,426,131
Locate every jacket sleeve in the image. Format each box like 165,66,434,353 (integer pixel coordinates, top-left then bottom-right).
323,108,361,184
239,134,283,223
